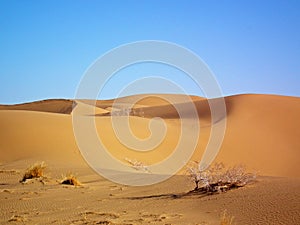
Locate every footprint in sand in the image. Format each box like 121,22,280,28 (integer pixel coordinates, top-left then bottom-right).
0,169,19,174
8,215,28,223
139,212,183,223
74,211,120,224
1,189,14,193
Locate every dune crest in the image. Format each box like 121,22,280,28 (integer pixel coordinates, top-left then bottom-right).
0,99,75,114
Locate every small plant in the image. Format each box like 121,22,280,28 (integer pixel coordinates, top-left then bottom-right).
188,162,256,193
125,158,150,173
60,173,81,186
220,210,235,225
20,162,46,183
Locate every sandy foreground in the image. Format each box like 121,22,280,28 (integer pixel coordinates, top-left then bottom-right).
0,94,299,224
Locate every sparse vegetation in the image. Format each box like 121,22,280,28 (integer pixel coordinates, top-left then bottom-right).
125,158,150,173
20,162,46,183
220,210,235,225
188,162,256,193
60,173,81,186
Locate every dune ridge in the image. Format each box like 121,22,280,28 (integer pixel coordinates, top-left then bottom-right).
0,99,75,114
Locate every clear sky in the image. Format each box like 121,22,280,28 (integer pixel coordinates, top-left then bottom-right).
0,0,299,104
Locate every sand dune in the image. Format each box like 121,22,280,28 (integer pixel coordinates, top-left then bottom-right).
96,94,204,107
0,94,299,176
0,99,74,114
0,93,299,224
216,94,300,177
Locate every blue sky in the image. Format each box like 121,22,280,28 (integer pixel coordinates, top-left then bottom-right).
0,0,299,104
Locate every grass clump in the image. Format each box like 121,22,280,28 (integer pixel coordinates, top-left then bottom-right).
20,162,46,183
60,173,81,186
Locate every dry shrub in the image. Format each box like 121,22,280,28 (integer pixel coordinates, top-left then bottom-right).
125,158,150,173
60,173,81,186
188,162,256,193
20,162,46,183
220,210,235,225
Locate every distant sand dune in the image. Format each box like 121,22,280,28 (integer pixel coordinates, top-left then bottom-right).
0,99,74,114
96,94,204,107
0,94,299,178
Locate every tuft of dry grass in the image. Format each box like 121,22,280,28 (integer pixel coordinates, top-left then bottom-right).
60,173,81,186
220,210,235,225
20,162,46,183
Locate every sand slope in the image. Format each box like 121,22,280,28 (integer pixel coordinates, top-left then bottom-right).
1,94,299,177
216,94,300,177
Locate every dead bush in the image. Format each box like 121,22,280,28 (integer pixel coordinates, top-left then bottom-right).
125,158,150,173
188,162,256,193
